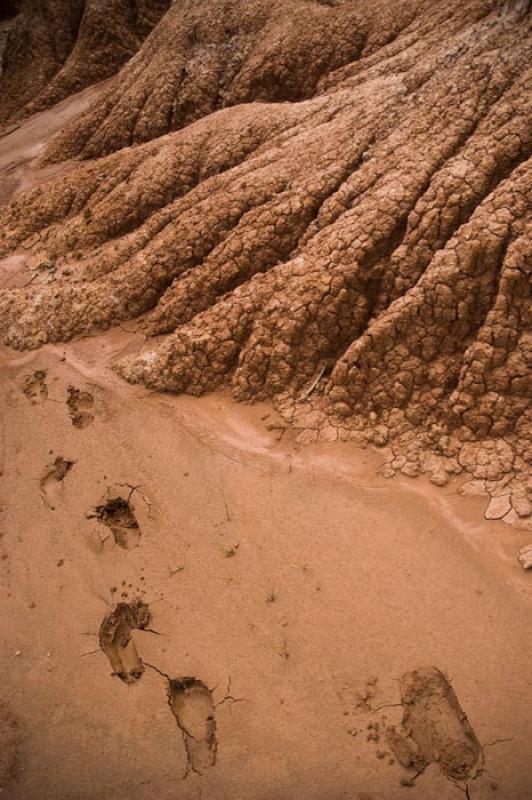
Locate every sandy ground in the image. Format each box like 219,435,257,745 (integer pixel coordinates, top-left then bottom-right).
1,90,532,800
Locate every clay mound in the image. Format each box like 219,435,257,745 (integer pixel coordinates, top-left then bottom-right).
41,0,426,164
0,0,531,513
0,0,171,128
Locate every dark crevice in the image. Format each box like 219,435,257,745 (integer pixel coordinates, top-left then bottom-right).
0,1,19,22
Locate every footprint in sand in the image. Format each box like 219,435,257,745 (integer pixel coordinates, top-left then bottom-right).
167,677,217,776
22,370,48,404
88,493,141,550
98,600,219,776
66,385,94,429
354,667,483,789
99,599,151,684
386,667,483,783
39,456,74,510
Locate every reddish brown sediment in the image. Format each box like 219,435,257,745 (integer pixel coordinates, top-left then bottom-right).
0,0,530,518
0,0,170,127
1,4,532,798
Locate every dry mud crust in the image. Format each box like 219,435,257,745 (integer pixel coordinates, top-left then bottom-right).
0,0,170,127
40,0,425,163
0,0,531,512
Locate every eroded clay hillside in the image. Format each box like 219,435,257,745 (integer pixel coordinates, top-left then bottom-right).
0,0,171,127
0,0,530,520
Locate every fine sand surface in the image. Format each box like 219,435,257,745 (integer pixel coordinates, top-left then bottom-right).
1,89,532,800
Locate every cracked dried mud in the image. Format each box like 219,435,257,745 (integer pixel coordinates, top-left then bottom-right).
0,0,531,798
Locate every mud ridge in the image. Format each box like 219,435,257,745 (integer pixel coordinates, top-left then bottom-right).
0,0,530,520
0,0,171,128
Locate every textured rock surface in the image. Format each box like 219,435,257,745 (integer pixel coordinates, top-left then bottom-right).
0,0,170,127
0,0,530,517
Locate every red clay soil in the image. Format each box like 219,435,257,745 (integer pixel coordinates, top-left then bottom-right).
0,0,170,127
0,0,530,521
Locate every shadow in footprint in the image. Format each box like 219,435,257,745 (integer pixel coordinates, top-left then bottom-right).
66,385,94,429
99,600,151,684
89,494,141,549
23,370,48,404
168,678,217,776
40,456,74,510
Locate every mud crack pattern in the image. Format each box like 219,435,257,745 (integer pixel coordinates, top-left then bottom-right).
0,0,531,516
